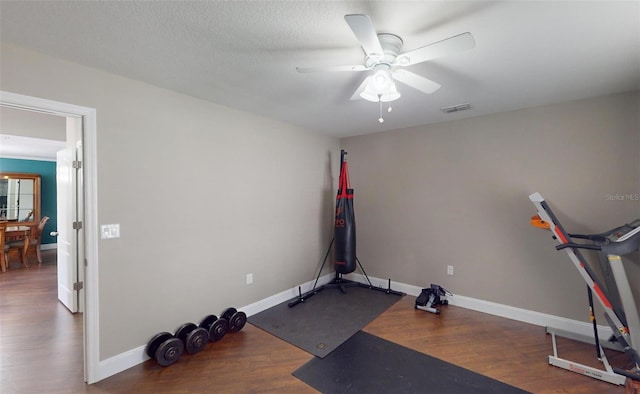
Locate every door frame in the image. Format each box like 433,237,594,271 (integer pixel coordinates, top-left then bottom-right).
0,91,99,383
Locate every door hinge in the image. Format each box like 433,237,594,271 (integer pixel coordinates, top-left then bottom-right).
73,282,84,291
73,221,83,230
73,160,82,169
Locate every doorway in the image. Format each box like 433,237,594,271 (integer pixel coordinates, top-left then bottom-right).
0,91,99,383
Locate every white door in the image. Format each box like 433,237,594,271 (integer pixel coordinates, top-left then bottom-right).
56,116,83,313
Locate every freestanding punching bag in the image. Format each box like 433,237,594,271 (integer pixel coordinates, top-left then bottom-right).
287,149,403,308
334,150,356,274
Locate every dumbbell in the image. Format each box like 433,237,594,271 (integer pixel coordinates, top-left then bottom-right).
221,307,247,333
199,314,229,342
175,322,209,354
146,332,184,367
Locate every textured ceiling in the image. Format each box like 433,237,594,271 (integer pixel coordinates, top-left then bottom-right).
1,1,639,138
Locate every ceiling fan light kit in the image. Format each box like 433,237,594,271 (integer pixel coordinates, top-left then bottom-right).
360,69,401,103
372,69,392,92
297,14,475,123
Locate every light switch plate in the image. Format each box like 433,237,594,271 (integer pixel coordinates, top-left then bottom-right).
100,224,120,239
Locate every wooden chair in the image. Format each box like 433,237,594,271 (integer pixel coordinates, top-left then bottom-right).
0,222,8,272
4,224,30,269
7,216,50,265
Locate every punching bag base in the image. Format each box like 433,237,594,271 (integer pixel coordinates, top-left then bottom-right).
288,267,405,308
319,274,360,294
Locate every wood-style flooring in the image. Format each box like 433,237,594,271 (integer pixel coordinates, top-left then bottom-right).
0,249,631,393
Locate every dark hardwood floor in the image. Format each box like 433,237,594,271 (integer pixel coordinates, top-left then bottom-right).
0,249,85,393
0,250,631,393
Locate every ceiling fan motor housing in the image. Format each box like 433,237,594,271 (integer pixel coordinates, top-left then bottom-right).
364,33,403,69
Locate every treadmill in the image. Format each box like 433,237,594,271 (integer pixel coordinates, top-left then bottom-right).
529,192,640,385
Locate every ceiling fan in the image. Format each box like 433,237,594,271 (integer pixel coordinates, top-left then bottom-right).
297,14,475,105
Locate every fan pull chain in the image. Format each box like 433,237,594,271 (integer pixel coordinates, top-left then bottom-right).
378,95,384,123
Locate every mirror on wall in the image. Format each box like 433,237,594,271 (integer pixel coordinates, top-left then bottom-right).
0,172,41,224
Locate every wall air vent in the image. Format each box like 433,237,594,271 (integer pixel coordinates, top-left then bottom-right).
441,103,471,114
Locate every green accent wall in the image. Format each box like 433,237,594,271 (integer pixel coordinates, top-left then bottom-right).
0,158,57,245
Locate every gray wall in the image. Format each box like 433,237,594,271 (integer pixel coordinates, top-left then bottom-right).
341,91,640,322
1,43,340,359
2,41,638,361
0,106,66,141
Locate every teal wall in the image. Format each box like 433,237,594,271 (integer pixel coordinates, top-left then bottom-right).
0,158,57,245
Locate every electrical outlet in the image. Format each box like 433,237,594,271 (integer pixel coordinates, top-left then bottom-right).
447,265,454,275
246,273,253,285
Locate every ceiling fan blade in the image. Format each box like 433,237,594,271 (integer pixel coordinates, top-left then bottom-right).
395,32,475,66
344,14,384,59
392,70,441,94
296,64,368,73
350,77,371,100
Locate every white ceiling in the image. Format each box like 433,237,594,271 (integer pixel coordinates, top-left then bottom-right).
1,1,638,138
0,134,66,161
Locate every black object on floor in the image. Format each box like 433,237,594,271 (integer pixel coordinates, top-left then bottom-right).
248,286,402,358
293,331,531,394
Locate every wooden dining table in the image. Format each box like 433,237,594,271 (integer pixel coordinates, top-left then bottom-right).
2,225,31,272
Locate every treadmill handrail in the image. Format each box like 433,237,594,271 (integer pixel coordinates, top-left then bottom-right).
556,243,601,251
557,239,640,257
566,225,640,255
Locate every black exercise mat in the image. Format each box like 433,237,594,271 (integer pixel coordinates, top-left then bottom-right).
293,331,531,394
248,285,402,358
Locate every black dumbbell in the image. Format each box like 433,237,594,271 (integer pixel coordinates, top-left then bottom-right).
146,332,184,366
200,314,229,342
221,307,247,333
175,322,209,354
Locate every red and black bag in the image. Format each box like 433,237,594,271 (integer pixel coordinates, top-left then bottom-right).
334,151,356,274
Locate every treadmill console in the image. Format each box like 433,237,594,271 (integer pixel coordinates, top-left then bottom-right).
608,219,640,242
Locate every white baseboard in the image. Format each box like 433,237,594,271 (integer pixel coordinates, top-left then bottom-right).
447,293,613,339
93,272,613,382
93,272,335,381
241,272,335,317
95,344,148,383
344,272,613,339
